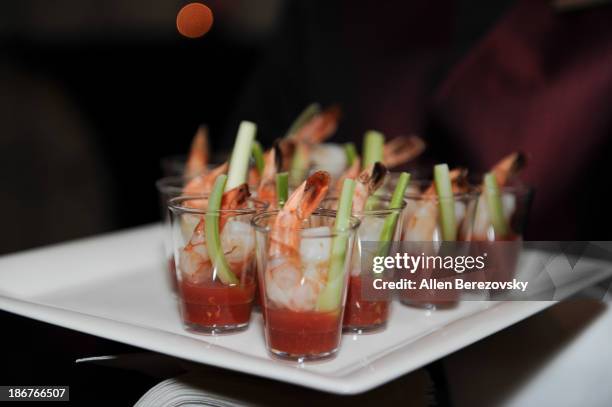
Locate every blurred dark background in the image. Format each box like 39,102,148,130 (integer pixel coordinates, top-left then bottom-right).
1,0,612,402
2,0,612,254
0,0,283,254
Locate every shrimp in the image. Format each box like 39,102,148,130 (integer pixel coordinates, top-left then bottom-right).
383,135,426,169
491,152,526,187
265,171,331,311
403,168,469,242
179,183,252,283
256,141,283,208
184,125,209,177
182,162,229,205
352,162,388,212
473,152,526,240
288,106,341,185
291,105,341,144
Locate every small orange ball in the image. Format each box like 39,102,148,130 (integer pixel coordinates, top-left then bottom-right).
176,3,213,39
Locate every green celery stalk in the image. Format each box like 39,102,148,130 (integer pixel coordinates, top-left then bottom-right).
484,172,509,238
251,140,265,175
434,164,457,241
276,172,289,208
376,172,410,258
226,121,257,191
285,103,321,138
362,130,385,169
204,175,239,285
344,142,358,167
316,178,356,312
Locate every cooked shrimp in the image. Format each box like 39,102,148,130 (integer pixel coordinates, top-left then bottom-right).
182,162,229,202
382,135,425,169
291,105,341,144
265,171,331,311
179,183,252,283
184,125,209,177
288,106,341,185
491,152,525,186
257,141,282,208
352,162,388,212
473,152,525,240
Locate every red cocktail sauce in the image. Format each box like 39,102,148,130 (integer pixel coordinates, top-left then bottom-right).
179,280,256,327
343,275,389,329
266,307,341,357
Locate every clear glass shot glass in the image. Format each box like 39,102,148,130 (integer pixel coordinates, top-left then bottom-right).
156,175,196,291
169,195,267,334
399,186,479,309
251,209,360,361
469,180,533,294
157,173,261,291
320,196,406,333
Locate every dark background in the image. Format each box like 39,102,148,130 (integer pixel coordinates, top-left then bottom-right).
2,0,612,251
1,0,612,404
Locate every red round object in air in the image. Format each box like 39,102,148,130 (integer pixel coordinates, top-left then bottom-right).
176,3,213,39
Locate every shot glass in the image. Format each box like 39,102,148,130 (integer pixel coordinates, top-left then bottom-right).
157,173,260,291
252,209,360,361
469,180,533,294
399,186,479,309
169,195,267,334
156,175,195,290
320,196,406,333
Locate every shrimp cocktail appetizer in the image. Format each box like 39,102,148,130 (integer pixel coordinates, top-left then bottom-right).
323,131,412,333
400,164,479,308
284,104,342,186
252,171,360,361
156,126,213,287
473,152,529,242
471,152,531,288
169,121,268,334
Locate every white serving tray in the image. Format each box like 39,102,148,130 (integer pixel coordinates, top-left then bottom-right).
0,225,610,394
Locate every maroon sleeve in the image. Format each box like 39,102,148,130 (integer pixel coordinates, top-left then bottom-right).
432,0,612,239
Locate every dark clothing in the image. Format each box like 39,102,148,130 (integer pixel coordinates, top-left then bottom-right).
229,0,612,240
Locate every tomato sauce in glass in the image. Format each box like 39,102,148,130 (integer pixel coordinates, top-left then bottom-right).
167,256,178,291
343,275,389,329
266,307,342,357
179,280,256,327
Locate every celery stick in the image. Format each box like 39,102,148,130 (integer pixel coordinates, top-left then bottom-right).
344,142,358,167
285,103,321,138
276,172,289,208
316,178,356,312
251,140,264,175
376,172,410,258
362,130,385,168
204,175,239,285
226,121,256,191
484,172,509,238
434,164,457,241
